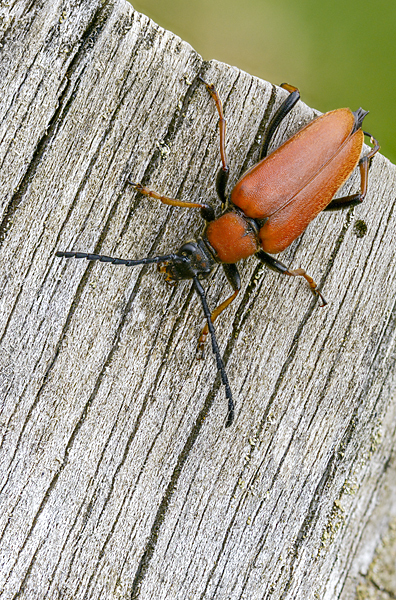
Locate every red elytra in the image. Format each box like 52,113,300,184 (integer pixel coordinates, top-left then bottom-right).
207,108,366,258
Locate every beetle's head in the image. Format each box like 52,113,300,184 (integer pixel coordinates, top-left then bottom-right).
159,240,215,283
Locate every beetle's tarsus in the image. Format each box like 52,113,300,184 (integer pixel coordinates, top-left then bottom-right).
315,290,328,307
196,342,205,360
288,267,327,307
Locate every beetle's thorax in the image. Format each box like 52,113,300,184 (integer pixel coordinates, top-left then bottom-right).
203,207,261,264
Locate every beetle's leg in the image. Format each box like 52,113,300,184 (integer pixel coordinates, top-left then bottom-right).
256,250,327,307
199,76,230,205
193,276,235,428
197,263,241,357
198,77,228,172
259,83,301,160
129,181,215,221
324,132,380,210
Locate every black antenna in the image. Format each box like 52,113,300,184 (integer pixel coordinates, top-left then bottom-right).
193,276,234,427
56,251,186,267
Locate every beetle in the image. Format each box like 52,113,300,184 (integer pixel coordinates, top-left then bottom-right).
56,77,379,428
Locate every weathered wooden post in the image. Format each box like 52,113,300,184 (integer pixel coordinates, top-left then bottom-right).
0,1,395,599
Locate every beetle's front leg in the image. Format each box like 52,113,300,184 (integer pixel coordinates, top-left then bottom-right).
256,250,327,307
129,181,215,221
199,77,230,205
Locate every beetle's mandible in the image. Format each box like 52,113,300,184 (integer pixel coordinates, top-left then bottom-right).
56,78,379,427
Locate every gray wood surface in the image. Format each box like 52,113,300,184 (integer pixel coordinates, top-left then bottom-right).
1,1,395,599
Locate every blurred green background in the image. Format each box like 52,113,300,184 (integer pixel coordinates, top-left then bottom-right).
131,0,396,164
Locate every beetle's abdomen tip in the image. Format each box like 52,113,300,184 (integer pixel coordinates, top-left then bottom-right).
352,108,369,132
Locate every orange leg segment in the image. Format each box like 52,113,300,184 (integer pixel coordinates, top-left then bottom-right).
199,76,230,204
198,77,228,172
257,250,327,307
130,182,211,211
286,268,327,307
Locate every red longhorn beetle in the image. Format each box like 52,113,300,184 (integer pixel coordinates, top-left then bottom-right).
56,78,379,427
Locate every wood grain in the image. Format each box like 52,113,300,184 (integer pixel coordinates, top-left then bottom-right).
0,1,395,599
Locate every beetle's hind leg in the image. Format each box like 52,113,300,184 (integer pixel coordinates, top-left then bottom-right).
197,263,241,357
256,250,327,307
324,132,380,210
